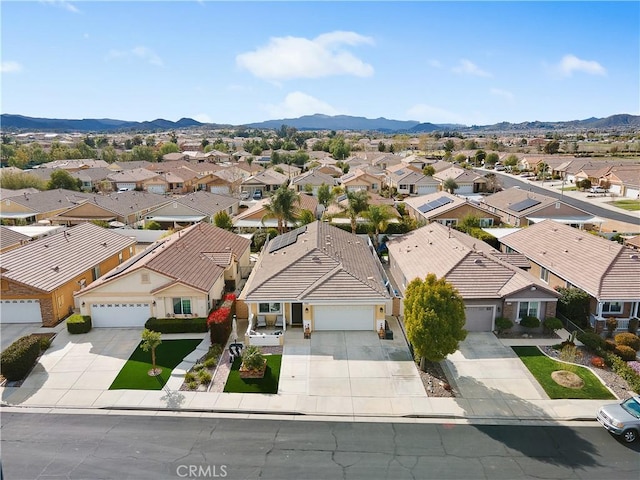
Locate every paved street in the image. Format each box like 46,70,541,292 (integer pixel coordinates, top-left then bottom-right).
2,411,638,480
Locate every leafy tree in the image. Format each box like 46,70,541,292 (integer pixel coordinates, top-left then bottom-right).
443,139,455,153
378,141,386,152
555,287,590,328
201,138,210,149
363,204,393,250
474,150,486,166
453,153,467,164
329,136,351,160
317,183,335,209
145,220,162,230
463,139,477,150
393,134,410,152
344,190,369,234
576,179,591,191
214,211,233,230
422,165,435,176
443,178,458,194
458,214,481,232
297,209,316,226
131,145,156,162
485,152,499,166
145,136,156,147
48,170,80,191
503,154,519,167
140,329,162,376
8,146,30,168
544,140,560,154
0,171,47,190
90,219,110,228
404,274,467,366
158,142,180,157
261,186,300,234
100,145,119,163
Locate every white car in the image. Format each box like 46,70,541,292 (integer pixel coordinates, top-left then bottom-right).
597,396,640,443
590,186,607,194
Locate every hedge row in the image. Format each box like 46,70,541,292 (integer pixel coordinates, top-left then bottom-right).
67,314,92,334
0,335,41,381
144,317,208,334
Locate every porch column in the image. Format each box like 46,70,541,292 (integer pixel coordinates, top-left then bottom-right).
596,301,603,319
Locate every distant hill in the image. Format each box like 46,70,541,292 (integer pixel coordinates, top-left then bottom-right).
245,114,420,132
1,113,638,134
0,114,213,132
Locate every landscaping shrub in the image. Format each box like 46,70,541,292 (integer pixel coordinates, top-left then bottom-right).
591,356,605,368
206,344,223,360
543,317,563,333
241,345,265,371
144,317,207,334
208,293,235,345
38,336,52,351
555,287,590,328
197,370,212,384
606,317,618,338
66,314,92,334
0,335,41,381
520,316,540,329
494,317,513,334
576,331,607,352
614,333,640,352
605,339,617,351
186,381,198,390
192,363,205,371
184,371,196,383
614,345,637,361
605,353,640,394
203,357,217,369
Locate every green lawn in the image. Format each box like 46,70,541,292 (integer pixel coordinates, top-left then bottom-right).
109,339,201,390
611,199,640,211
512,346,615,400
223,354,282,394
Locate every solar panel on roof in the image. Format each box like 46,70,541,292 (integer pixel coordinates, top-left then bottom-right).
417,196,453,214
510,198,541,212
268,225,307,253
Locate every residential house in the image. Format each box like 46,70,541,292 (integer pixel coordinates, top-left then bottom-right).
239,221,391,332
290,170,336,195
36,159,110,172
602,166,640,198
0,226,30,253
387,222,559,331
433,166,487,194
0,223,136,326
386,168,439,196
51,191,171,227
162,152,189,162
74,223,251,327
269,164,301,179
241,169,288,197
71,167,113,192
479,187,599,228
403,191,501,227
0,187,40,200
107,168,160,191
0,189,93,225
233,193,319,229
325,192,400,229
110,160,154,172
499,219,640,331
144,191,239,229
196,169,244,196
339,169,382,194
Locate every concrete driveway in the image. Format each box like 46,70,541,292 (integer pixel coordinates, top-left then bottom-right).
278,321,426,404
1,323,52,351
444,332,548,401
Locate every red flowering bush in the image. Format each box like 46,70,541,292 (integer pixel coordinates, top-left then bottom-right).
590,356,605,368
207,295,236,345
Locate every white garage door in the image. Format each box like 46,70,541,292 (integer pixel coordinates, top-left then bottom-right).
314,305,374,331
209,186,230,195
626,187,639,199
0,299,42,324
417,185,438,195
465,306,494,332
91,303,151,328
147,185,166,194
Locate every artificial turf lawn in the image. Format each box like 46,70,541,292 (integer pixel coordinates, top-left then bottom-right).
611,199,640,211
109,339,201,390
223,354,282,394
512,346,615,400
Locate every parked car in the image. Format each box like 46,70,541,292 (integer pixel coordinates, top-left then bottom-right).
252,190,263,200
590,186,607,194
597,396,640,443
240,191,250,200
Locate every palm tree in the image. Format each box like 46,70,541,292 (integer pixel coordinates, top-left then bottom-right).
363,204,393,250
344,190,369,234
261,185,300,234
443,178,458,194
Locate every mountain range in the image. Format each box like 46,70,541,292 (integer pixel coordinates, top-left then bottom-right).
1,113,638,134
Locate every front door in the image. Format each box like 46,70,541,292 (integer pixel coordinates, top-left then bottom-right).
291,303,303,325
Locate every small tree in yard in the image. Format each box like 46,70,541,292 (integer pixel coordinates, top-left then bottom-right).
404,274,467,369
140,329,162,376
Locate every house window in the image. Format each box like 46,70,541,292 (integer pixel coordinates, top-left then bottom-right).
173,298,192,315
399,184,408,190
118,252,123,264
92,266,100,281
439,219,457,227
518,301,539,319
602,302,623,314
479,218,494,227
258,302,281,314
540,267,549,283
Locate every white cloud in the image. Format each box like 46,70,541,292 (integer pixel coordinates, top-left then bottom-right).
406,104,464,124
40,1,79,14
263,92,342,118
557,54,606,77
107,46,164,67
490,88,515,103
236,31,374,81
1,61,23,73
452,59,491,77
192,113,213,124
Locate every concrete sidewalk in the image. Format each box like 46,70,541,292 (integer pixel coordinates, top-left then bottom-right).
0,327,609,423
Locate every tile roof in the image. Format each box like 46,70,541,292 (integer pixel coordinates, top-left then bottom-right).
291,170,335,187
0,226,31,251
241,221,390,301
107,168,159,182
500,219,640,300
481,187,590,216
0,223,135,292
0,188,40,200
173,191,238,215
387,222,556,299
2,189,93,213
79,223,250,294
58,190,171,217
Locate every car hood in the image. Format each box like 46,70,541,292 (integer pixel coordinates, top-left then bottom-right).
600,403,638,423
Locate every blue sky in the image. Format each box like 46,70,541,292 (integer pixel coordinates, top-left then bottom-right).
2,1,638,126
